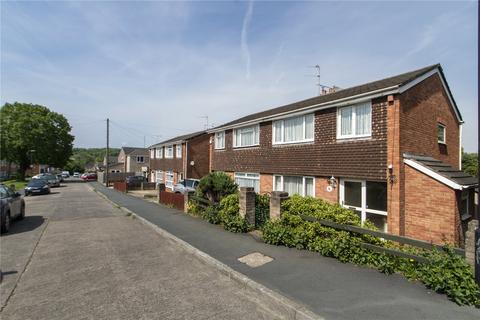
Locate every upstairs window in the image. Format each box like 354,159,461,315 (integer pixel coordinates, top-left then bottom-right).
176,144,182,158
273,114,314,144
215,131,225,149
136,156,144,163
437,123,446,144
337,102,372,139
233,125,259,148
156,147,163,159
150,149,155,158
165,145,174,158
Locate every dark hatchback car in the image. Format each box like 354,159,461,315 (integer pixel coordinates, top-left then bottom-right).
0,184,25,233
24,179,51,196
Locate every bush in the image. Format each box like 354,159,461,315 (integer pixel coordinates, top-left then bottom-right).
202,205,222,224
196,172,238,203
218,193,249,233
262,195,480,306
186,200,203,216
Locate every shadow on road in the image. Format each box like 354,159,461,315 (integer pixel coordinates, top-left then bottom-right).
2,216,45,236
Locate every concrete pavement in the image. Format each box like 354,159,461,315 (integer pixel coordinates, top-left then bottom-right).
0,183,285,320
92,182,480,320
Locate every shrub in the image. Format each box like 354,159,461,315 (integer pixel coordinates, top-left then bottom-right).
202,205,222,224
218,193,249,233
196,172,238,203
262,195,480,306
186,200,203,216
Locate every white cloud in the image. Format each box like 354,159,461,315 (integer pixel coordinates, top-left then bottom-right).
241,0,254,80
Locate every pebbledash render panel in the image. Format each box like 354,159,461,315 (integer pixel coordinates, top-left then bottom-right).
208,64,477,246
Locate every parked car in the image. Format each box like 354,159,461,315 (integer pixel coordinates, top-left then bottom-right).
81,173,97,181
173,179,200,194
73,172,80,178
61,171,70,178
125,176,147,184
24,179,51,196
56,174,64,182
41,174,60,187
1,184,25,233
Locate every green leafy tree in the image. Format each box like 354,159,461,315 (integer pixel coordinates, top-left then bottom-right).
462,151,478,177
196,171,238,203
0,102,74,179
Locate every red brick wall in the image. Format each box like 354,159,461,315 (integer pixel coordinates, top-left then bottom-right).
315,177,339,203
260,174,273,194
400,74,460,169
186,134,210,179
212,97,388,180
404,165,459,245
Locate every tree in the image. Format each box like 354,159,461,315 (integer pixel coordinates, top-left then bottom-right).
0,102,74,179
196,172,238,203
462,151,478,177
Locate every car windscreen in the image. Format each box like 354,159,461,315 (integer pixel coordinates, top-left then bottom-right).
28,180,47,187
0,185,8,198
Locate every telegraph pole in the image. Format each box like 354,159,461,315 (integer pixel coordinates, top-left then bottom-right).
105,118,109,186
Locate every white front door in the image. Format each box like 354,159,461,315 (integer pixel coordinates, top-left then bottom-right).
339,179,388,232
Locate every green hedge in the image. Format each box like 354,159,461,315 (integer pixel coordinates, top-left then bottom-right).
262,195,480,306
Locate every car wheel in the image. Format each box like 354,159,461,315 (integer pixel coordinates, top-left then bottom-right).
1,212,11,234
18,203,25,220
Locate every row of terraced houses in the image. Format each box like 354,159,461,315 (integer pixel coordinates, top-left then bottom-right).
146,64,477,246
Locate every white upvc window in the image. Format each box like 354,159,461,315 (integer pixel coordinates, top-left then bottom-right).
273,175,314,197
136,156,144,163
233,124,259,148
155,170,164,184
150,149,155,158
215,131,225,149
337,101,372,139
166,171,174,189
176,144,182,158
273,114,314,144
165,145,174,158
437,123,446,144
234,172,260,193
156,147,163,159
339,179,388,232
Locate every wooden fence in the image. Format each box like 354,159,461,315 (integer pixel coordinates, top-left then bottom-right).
113,182,127,193
159,191,185,211
301,215,465,263
127,182,156,191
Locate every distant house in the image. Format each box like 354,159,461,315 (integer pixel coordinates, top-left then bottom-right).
207,64,477,246
114,147,150,175
148,131,210,190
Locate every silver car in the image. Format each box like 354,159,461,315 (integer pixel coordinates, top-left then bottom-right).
35,173,60,187
173,179,200,194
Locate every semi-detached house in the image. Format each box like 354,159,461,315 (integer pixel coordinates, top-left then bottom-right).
208,64,477,246
148,131,210,190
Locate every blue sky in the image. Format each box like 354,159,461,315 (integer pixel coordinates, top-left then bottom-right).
1,1,477,151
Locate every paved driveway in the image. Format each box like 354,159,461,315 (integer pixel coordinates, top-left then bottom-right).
0,183,280,320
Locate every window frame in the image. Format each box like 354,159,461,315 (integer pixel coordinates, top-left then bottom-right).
234,172,260,193
339,179,388,231
150,149,155,159
176,144,182,158
233,124,260,148
165,170,174,189
136,156,144,163
272,113,314,145
336,101,372,139
165,145,174,158
273,175,315,197
156,147,163,159
155,170,164,184
437,123,446,144
214,131,225,149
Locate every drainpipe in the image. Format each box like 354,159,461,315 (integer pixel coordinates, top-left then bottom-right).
184,141,188,179
459,123,462,170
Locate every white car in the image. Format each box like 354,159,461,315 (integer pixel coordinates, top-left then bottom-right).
73,172,80,178
61,171,70,178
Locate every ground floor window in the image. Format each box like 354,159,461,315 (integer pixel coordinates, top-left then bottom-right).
340,179,388,232
166,171,174,190
234,172,260,193
155,170,164,184
273,175,314,197
460,190,471,220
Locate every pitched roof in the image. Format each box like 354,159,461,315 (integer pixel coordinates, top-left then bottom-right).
404,153,477,189
149,130,206,148
210,64,461,131
121,147,147,155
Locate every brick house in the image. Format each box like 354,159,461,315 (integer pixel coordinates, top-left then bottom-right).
148,131,210,190
110,147,149,175
208,64,477,246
